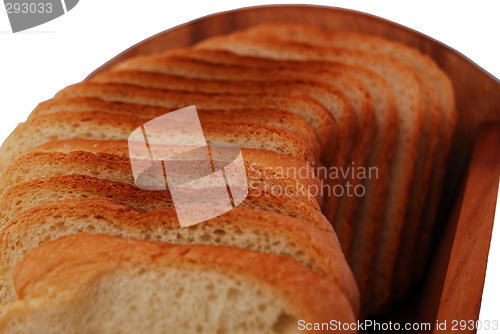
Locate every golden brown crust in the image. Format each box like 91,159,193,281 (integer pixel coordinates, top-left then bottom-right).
230,25,456,301
115,48,385,256
32,96,319,156
0,21,458,322
32,96,176,117
0,148,321,209
1,200,358,312
0,174,329,231
32,139,320,185
33,139,321,203
110,51,354,169
12,233,357,326
90,70,344,153
0,111,319,174
279,25,442,300
53,82,336,158
333,27,457,294
223,24,407,307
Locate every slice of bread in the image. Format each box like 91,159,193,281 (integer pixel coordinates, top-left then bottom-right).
0,200,359,313
0,142,321,209
0,111,318,170
0,233,356,333
0,174,330,232
31,97,320,157
31,138,319,183
195,31,424,311
53,82,335,162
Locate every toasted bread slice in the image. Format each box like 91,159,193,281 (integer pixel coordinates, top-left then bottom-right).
0,201,359,313
0,111,318,170
94,60,362,214
244,26,456,257
31,138,319,183
194,31,423,310
0,141,321,209
31,97,320,157
0,174,330,232
53,82,335,162
0,233,356,333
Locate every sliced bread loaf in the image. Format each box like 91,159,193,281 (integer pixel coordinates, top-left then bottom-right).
317,31,454,292
91,66,353,167
111,52,366,183
109,51,386,256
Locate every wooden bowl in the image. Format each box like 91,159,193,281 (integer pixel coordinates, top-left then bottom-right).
88,5,500,333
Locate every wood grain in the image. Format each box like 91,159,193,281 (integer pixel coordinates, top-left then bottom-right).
85,5,500,329
416,123,500,333
434,124,499,333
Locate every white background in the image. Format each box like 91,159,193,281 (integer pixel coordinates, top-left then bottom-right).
0,0,499,327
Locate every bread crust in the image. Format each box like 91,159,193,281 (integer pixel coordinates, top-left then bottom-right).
0,201,359,313
54,81,335,161
0,110,318,170
252,24,446,302
111,51,363,210
0,145,321,209
0,22,456,321
90,70,351,155
32,97,320,157
0,174,330,231
0,233,356,332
